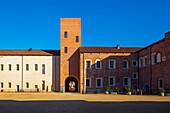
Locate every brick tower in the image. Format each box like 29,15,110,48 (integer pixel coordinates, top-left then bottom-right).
60,18,82,92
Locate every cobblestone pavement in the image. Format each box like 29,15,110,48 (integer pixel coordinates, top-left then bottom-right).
0,93,170,113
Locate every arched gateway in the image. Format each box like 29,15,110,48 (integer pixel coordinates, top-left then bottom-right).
65,77,78,92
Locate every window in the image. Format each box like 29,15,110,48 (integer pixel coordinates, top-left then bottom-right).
76,36,79,42
42,64,45,74
143,57,147,66
158,79,164,88
16,64,19,71
152,53,157,64
64,47,68,53
26,82,29,88
85,60,91,69
86,78,91,87
96,78,102,87
139,58,143,67
95,59,102,69
157,53,161,63
1,82,3,88
134,84,138,90
109,60,116,69
132,60,138,67
1,64,4,71
133,72,138,79
123,77,131,86
35,85,38,88
109,76,115,86
9,64,12,71
35,64,38,71
9,82,11,88
123,60,129,69
26,64,29,71
42,81,45,90
64,31,68,38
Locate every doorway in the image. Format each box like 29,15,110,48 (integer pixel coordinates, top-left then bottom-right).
65,77,78,92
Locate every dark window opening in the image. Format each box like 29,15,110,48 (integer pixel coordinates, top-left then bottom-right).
64,31,68,38
76,36,79,42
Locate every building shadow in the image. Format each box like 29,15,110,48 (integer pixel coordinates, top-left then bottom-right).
0,100,170,113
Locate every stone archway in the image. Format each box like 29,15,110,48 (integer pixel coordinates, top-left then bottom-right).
65,77,78,92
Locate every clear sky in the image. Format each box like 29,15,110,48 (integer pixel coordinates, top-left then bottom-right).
0,0,170,50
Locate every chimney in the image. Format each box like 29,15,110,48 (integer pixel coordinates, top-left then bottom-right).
165,31,170,40
28,48,32,51
116,44,120,49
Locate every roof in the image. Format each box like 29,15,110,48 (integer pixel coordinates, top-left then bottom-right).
79,47,142,53
0,50,60,56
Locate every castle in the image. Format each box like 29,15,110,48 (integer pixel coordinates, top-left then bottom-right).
0,18,170,94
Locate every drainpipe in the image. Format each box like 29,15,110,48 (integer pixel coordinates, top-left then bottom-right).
150,47,152,94
82,53,85,94
137,52,140,89
21,55,24,91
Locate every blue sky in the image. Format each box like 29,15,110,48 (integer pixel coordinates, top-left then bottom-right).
0,0,170,50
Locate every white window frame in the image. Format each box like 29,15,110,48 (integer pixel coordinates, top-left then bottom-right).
109,60,116,69
152,53,156,64
95,59,102,69
123,60,129,69
123,77,131,86
132,60,138,67
157,53,161,63
96,78,103,87
85,59,92,69
139,58,143,67
109,76,115,86
143,56,147,66
86,78,91,88
132,72,138,79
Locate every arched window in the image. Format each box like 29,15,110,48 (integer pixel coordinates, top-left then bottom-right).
123,60,129,69
95,59,102,69
157,53,161,63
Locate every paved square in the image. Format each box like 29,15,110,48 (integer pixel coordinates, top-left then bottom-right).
0,93,170,113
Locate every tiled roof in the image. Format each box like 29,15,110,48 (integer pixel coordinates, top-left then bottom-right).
79,47,142,53
0,50,60,56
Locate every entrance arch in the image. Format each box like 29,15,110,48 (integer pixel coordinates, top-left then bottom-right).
65,77,78,92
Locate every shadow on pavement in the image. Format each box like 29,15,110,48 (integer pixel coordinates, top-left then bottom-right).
0,100,170,113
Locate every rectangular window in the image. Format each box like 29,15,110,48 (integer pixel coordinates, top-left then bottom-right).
76,36,79,42
139,58,143,67
143,57,147,66
96,78,102,87
35,85,38,88
16,64,19,71
158,79,164,88
9,82,11,88
109,60,116,69
9,64,12,71
64,47,68,53
64,31,68,38
123,77,131,86
133,72,138,79
1,64,4,71
35,64,38,71
152,53,157,64
85,60,91,69
123,60,129,69
1,82,3,88
132,60,138,67
26,82,29,88
42,64,45,74
26,64,29,71
95,60,101,69
109,76,115,86
86,78,91,87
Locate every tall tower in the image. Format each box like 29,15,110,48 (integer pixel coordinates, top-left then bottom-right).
60,18,82,92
